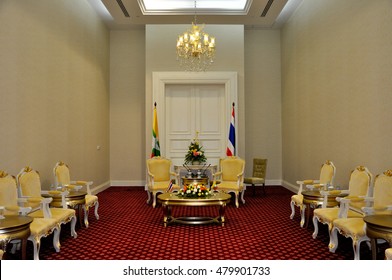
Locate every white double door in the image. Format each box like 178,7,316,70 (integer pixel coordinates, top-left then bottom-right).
164,84,226,167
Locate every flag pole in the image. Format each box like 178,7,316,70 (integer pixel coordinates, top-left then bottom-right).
226,102,236,157
151,102,161,158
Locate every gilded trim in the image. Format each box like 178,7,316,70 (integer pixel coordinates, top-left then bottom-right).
0,170,8,178
384,170,392,177
357,166,365,171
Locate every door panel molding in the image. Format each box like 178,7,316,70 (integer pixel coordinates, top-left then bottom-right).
152,72,238,166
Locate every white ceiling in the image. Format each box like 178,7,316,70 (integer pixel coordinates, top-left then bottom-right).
88,0,302,30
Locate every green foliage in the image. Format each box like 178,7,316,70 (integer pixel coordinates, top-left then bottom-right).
184,141,207,164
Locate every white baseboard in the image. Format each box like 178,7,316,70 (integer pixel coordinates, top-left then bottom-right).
109,179,285,188
282,180,298,193
107,179,298,194
265,179,283,186
91,180,111,195
110,180,145,187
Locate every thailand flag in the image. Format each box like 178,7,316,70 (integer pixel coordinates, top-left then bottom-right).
166,181,174,192
226,103,235,156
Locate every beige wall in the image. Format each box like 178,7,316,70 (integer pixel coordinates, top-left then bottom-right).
8,0,388,190
244,29,282,182
0,0,110,191
109,26,284,185
109,30,146,185
281,0,392,190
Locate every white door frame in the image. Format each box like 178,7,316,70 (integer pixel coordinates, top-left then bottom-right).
152,71,238,158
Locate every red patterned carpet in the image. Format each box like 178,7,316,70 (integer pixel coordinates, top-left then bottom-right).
17,186,380,260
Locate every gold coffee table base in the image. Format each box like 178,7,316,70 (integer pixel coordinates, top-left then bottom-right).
158,192,231,227
166,216,225,226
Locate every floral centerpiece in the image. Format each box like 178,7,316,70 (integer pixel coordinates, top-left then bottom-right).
184,131,207,165
177,183,211,198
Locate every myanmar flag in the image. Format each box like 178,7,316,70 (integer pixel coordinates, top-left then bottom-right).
151,104,161,157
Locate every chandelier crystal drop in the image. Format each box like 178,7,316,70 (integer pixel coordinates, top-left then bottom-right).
176,2,216,71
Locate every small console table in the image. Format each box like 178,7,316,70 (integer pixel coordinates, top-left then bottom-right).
174,164,217,185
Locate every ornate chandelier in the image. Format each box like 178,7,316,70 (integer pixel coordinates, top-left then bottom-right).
176,1,216,72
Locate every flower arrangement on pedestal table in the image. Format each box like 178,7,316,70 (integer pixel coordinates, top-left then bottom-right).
177,183,212,198
184,131,207,165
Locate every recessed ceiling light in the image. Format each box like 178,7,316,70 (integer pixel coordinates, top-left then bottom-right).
140,0,250,14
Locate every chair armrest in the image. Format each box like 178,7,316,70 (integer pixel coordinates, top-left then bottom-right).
337,196,367,218
236,172,244,186
362,204,392,215
296,179,319,194
1,205,32,216
18,206,32,216
20,196,54,218
146,171,155,186
212,172,222,185
319,189,340,208
41,190,69,209
64,184,83,191
71,180,93,186
71,180,93,194
7,205,32,216
170,172,180,184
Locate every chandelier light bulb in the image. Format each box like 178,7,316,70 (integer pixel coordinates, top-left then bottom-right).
176,22,216,71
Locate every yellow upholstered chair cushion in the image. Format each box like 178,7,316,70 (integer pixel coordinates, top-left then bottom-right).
29,217,58,237
4,205,21,215
17,169,42,197
319,162,335,184
244,177,264,184
314,208,362,223
220,158,244,182
373,174,392,210
147,158,172,182
54,164,71,186
333,217,365,237
303,180,314,185
86,194,98,206
28,207,75,224
0,174,19,206
291,194,303,205
148,181,180,191
385,248,392,260
76,181,89,186
216,181,240,191
328,190,341,195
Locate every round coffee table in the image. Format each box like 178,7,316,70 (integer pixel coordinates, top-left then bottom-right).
0,215,33,259
364,215,392,260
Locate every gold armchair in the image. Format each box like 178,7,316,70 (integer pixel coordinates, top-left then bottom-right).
213,156,245,208
330,170,392,260
53,161,99,228
146,156,180,208
290,160,336,227
16,167,77,244
244,158,267,195
312,166,373,245
0,170,60,260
